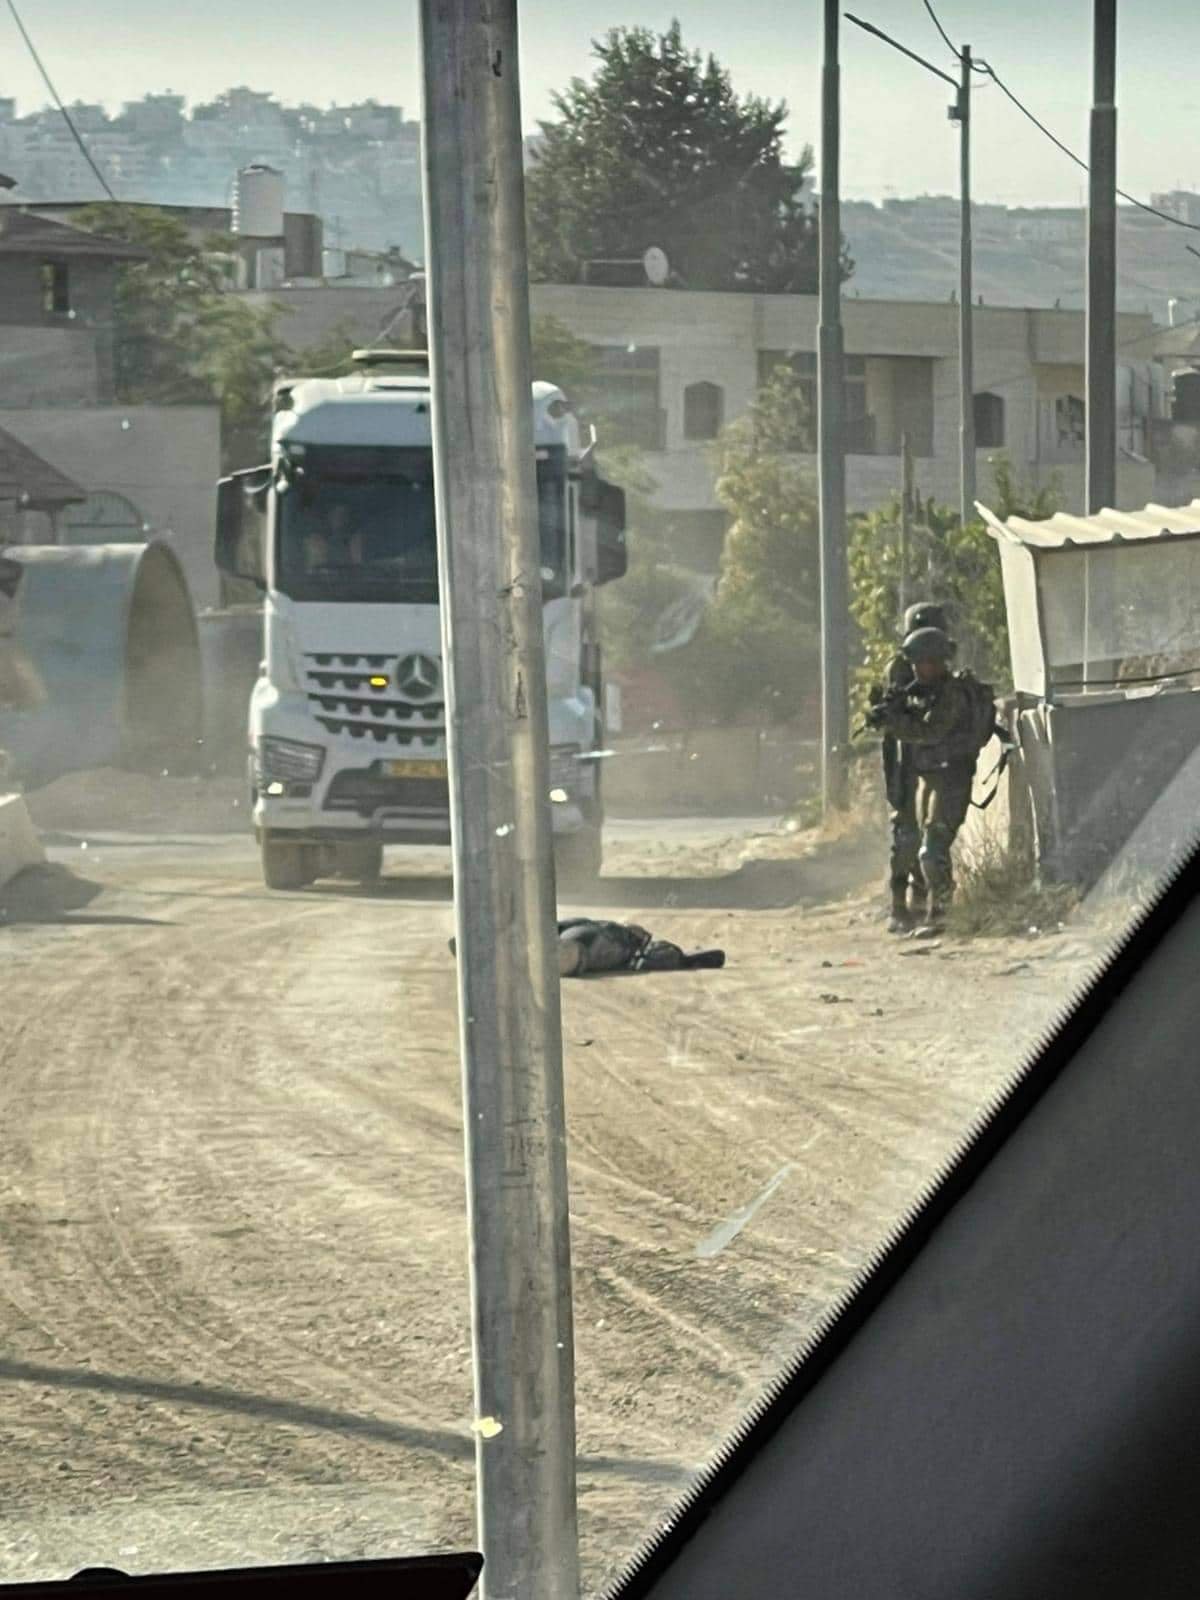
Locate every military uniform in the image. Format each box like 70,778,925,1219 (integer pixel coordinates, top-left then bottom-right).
874,671,977,925
450,920,725,978
878,603,953,930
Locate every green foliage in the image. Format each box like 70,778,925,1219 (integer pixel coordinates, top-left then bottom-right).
284,318,363,380
530,314,600,395
848,455,1060,726
635,366,821,724
73,204,289,469
526,21,852,293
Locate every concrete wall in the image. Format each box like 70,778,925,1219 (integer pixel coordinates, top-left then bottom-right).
0,257,118,399
244,285,410,351
0,407,222,610
0,325,101,405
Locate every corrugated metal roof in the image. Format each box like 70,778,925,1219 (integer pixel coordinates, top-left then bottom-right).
979,499,1200,549
0,428,87,509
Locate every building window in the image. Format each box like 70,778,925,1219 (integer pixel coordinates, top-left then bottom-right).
584,346,664,449
757,351,870,452
1056,393,1086,452
974,391,1005,448
40,260,70,315
683,381,724,442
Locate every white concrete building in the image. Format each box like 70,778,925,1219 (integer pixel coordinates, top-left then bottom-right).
237,282,1163,574
531,286,1161,568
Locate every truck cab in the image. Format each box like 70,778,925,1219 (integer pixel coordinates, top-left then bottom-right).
215,349,626,891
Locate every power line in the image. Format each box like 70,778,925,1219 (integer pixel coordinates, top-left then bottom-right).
977,58,1200,234
921,0,960,63
5,0,117,202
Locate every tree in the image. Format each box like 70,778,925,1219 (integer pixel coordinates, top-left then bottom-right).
526,21,852,293
847,456,1061,726
73,204,289,469
281,318,363,381
626,366,821,725
530,314,600,394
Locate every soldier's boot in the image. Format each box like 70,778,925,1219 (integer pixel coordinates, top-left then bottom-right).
914,893,950,938
886,879,914,935
915,826,954,937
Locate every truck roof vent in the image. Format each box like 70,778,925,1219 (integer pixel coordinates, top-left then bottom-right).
351,348,430,376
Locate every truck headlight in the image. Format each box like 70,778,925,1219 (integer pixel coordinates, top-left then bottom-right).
257,736,326,784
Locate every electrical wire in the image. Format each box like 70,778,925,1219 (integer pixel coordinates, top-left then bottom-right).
922,0,960,62
5,0,117,202
976,58,1200,233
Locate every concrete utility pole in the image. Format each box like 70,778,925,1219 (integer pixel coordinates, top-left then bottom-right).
819,0,849,813
955,45,976,526
418,0,579,1595
899,432,913,621
845,14,975,527
1086,0,1117,513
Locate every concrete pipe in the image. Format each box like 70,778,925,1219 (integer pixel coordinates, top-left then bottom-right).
0,542,202,791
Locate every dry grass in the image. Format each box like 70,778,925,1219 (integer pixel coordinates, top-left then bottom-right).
951,831,1079,939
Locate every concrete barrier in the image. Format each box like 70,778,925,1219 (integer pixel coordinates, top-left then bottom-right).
0,791,45,890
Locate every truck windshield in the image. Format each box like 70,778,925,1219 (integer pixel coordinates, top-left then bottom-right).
276,444,569,603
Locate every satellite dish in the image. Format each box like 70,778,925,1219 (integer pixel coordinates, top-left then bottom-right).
643,246,669,287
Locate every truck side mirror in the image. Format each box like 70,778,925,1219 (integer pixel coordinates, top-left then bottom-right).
595,480,627,586
215,469,269,590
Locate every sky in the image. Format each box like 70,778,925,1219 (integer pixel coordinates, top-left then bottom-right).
3,0,1198,207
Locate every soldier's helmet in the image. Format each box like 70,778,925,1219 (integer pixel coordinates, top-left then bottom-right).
902,601,950,635
902,625,955,663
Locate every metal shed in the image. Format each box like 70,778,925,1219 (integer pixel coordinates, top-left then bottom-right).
980,499,1200,886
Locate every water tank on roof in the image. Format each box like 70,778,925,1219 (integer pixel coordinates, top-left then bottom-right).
233,163,284,238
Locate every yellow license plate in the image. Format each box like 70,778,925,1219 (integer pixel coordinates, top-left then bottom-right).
381,759,448,779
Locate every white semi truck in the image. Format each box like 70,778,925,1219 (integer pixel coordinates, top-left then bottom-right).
214,349,627,891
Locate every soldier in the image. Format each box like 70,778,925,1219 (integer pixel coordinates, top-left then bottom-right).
867,624,981,935
877,602,956,933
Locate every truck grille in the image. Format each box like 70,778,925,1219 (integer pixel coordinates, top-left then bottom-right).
304,653,444,748
324,768,450,818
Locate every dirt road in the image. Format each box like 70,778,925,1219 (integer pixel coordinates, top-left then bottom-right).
0,790,1112,1593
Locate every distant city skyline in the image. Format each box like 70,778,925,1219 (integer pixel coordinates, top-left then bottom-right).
2,0,1198,208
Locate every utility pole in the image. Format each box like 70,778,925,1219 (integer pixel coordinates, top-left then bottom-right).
819,0,848,813
899,432,913,621
955,45,976,525
1086,0,1117,513
845,15,976,527
418,0,579,1595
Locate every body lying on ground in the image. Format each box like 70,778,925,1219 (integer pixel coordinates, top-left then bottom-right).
450,919,726,977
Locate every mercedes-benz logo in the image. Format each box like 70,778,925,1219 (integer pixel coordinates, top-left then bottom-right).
396,652,440,700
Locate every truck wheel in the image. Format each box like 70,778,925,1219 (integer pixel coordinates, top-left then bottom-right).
335,842,384,883
555,826,603,894
261,838,315,891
